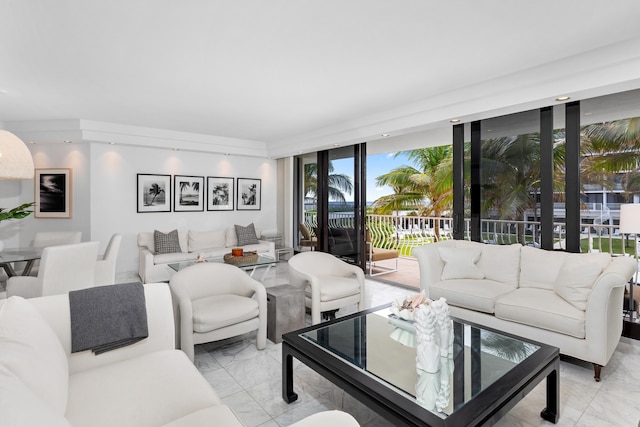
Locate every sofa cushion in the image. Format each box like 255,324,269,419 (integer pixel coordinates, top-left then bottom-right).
65,350,221,427
0,365,72,427
154,230,182,254
191,295,259,332
154,252,198,265
554,255,605,310
311,277,361,301
495,288,585,338
0,297,69,415
519,246,569,290
235,223,259,246
437,247,485,280
477,243,521,287
188,230,226,252
429,279,515,314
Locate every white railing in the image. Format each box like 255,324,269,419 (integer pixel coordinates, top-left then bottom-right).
302,212,633,257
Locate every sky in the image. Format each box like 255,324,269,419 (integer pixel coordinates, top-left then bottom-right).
330,151,411,203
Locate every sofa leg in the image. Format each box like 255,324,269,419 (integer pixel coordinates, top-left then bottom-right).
593,364,602,382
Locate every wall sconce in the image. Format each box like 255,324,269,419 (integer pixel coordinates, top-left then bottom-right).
0,130,35,179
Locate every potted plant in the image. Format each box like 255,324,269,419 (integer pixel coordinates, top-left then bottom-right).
0,202,35,251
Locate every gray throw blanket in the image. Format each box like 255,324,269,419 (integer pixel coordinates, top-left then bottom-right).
69,283,148,355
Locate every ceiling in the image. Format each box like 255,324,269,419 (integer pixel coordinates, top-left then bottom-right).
2,1,640,157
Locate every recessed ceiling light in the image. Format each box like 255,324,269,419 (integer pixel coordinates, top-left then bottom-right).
584,112,593,116
333,143,340,147
173,148,179,151
449,119,461,123
29,141,36,144
64,140,72,143
108,142,116,145
555,96,570,102
381,133,390,137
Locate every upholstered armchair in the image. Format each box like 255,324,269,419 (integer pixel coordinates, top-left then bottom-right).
7,241,99,299
95,233,122,285
169,262,267,362
288,251,365,325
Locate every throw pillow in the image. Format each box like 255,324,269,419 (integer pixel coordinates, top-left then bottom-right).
235,223,259,246
0,297,69,415
154,229,182,254
188,230,226,252
437,247,485,280
554,257,603,310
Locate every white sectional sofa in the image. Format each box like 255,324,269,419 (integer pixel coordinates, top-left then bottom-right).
0,283,359,427
138,226,275,283
413,240,636,381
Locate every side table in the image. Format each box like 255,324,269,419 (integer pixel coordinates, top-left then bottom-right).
267,285,305,343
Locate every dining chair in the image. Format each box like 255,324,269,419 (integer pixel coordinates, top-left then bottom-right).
288,251,365,325
95,234,122,285
6,241,99,299
169,262,267,362
27,231,83,276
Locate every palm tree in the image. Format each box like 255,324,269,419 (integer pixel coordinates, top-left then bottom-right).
304,162,353,203
372,146,453,239
147,183,164,206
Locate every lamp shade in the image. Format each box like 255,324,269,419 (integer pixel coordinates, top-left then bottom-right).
619,204,640,234
0,130,34,179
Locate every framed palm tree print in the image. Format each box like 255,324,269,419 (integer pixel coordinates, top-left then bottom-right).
174,175,204,212
207,176,234,211
237,178,261,210
137,174,171,213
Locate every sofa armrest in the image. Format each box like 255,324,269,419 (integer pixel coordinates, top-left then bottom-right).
413,243,447,297
138,247,155,283
584,256,636,363
28,283,176,374
257,239,276,258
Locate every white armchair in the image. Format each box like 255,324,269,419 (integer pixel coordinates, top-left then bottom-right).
288,251,365,325
169,262,267,362
95,234,122,285
7,241,99,299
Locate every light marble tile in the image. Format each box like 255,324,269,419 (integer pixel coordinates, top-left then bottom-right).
201,367,243,398
293,364,337,397
194,347,221,372
224,352,282,389
256,421,280,427
246,377,316,418
223,391,272,427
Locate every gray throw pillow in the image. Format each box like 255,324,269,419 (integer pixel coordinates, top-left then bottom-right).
154,229,182,254
235,223,259,246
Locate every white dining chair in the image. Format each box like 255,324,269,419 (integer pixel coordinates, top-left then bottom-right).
95,234,122,285
7,241,99,299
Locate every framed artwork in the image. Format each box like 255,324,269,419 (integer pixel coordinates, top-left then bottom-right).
207,176,234,211
35,168,72,218
237,178,261,210
137,174,171,213
174,175,205,212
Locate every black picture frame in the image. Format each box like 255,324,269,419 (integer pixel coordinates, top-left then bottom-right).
174,175,205,212
237,178,261,210
207,176,234,211
137,173,171,213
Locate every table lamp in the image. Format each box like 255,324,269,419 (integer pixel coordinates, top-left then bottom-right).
619,203,640,320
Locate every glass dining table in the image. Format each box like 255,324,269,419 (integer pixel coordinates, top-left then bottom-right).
0,247,44,276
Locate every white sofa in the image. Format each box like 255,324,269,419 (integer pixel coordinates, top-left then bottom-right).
413,240,637,381
138,226,275,283
0,283,359,427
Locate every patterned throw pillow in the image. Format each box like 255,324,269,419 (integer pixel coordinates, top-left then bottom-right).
154,229,182,254
235,223,259,246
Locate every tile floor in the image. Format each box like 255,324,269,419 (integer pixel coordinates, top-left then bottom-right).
190,262,640,427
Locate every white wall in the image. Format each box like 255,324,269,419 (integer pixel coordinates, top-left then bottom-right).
89,143,277,276
11,142,277,278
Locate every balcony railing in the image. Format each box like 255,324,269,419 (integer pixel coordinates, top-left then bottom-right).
301,212,636,257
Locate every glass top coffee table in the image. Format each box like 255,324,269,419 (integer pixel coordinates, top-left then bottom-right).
282,305,559,426
168,255,276,280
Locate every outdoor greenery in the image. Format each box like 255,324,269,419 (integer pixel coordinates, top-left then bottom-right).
304,162,353,204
